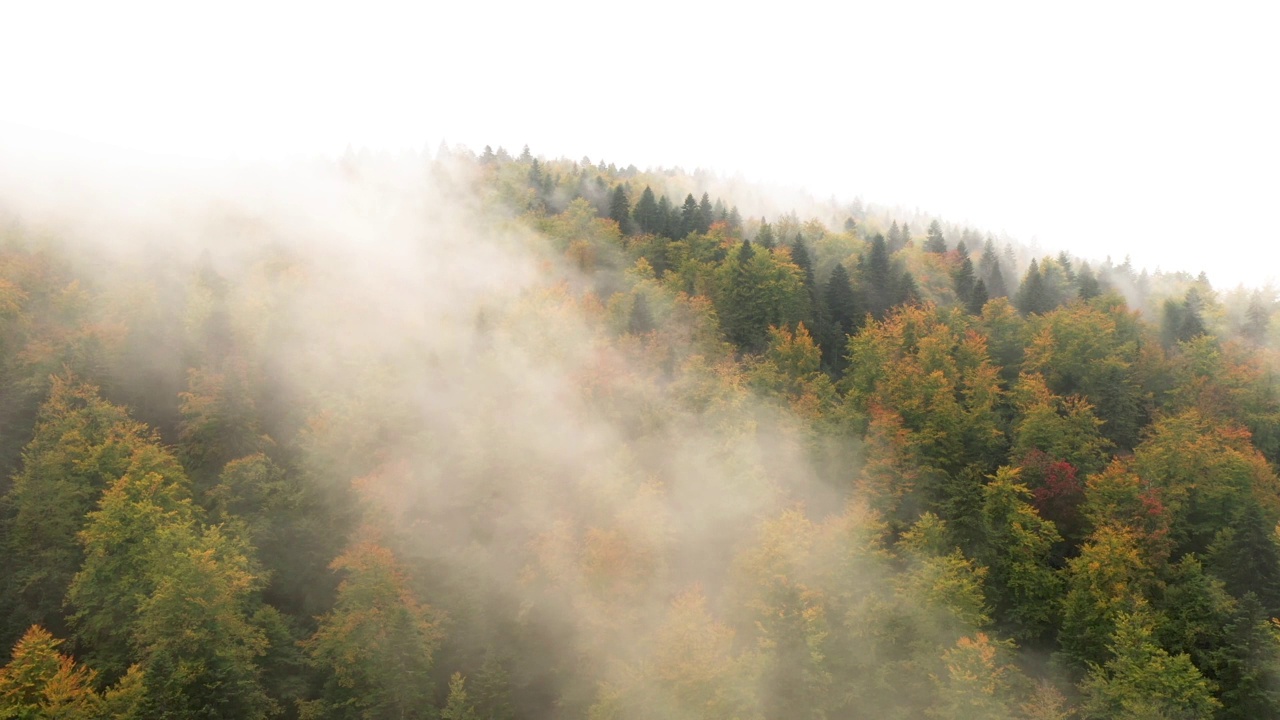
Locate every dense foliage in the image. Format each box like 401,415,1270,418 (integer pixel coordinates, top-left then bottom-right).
2,145,1279,718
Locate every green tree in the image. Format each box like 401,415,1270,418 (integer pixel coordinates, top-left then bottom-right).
1,375,148,642
442,673,481,720
632,186,660,235
1079,609,1220,720
1016,260,1053,315
608,184,632,234
952,241,976,311
824,263,861,338
978,239,1010,298
977,468,1064,644
304,538,440,720
925,220,948,253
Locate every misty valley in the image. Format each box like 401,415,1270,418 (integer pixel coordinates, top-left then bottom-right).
3,145,1280,720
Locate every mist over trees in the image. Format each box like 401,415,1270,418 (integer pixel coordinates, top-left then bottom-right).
2,144,1279,719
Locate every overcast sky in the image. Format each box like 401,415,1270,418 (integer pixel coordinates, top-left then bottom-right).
3,1,1277,288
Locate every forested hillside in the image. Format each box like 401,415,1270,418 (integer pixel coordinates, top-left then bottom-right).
2,145,1279,719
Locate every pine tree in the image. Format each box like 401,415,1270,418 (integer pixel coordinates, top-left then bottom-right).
441,673,480,720
632,186,659,234
1206,502,1280,615
791,235,814,286
679,194,700,238
978,239,1010,298
1244,292,1271,346
824,263,861,338
627,292,653,335
656,195,676,239
952,240,977,311
727,206,743,234
969,279,989,315
756,219,776,249
1016,260,1052,315
608,185,632,234
1077,262,1102,300
925,220,948,253
887,220,904,251
861,234,895,319
697,193,713,234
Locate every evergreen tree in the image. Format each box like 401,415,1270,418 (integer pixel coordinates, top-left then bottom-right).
608,185,632,234
791,235,814,286
1243,292,1271,346
727,206,743,234
1080,610,1220,720
824,263,861,338
887,220,904,252
679,194,700,238
697,193,713,234
978,239,1010,298
861,234,895,319
756,219,776,249
844,217,857,232
1206,502,1280,615
952,240,977,311
969,279,989,315
925,220,948,253
1210,594,1280,719
627,292,653,335
1015,260,1052,315
655,195,676,239
1077,262,1102,300
632,186,659,234
442,673,481,720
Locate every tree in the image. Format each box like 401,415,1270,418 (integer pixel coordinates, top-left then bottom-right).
887,221,905,252
632,186,660,235
608,185,632,234
952,241,977,312
1,375,149,641
679,194,701,238
1077,262,1102,300
1243,291,1271,346
860,234,896,319
304,538,441,720
756,219,776,249
977,468,1064,644
1059,525,1154,670
1079,609,1220,720
824,263,861,338
1209,594,1280,719
924,220,947,253
442,673,481,720
1015,260,1052,315
0,625,143,719
968,279,988,315
697,193,713,234
978,239,1010,298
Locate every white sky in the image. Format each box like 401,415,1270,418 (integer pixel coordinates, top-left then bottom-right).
3,1,1278,288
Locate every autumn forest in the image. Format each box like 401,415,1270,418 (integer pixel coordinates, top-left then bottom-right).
2,146,1279,719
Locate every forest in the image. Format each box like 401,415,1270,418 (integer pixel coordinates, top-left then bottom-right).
2,144,1279,720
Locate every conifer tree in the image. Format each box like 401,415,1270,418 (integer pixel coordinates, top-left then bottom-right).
824,263,861,338
756,219,776,249
952,240,977,311
697,193,713,234
679,194,700,238
1077,262,1102,300
1016,260,1052,315
727,206,743,234
925,220,948,253
608,185,632,234
969,279,989,315
632,186,659,235
978,239,1010,298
